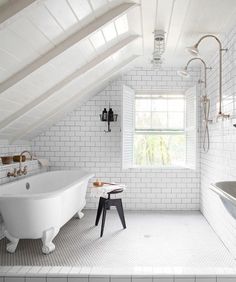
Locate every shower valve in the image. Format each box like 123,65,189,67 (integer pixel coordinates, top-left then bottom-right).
216,113,230,121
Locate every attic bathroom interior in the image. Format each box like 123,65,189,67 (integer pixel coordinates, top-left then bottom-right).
2,0,236,280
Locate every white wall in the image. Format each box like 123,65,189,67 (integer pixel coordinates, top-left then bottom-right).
33,67,201,210
200,26,236,256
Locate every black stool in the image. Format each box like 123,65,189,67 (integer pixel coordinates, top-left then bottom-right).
95,188,126,237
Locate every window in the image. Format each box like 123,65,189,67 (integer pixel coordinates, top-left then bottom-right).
134,92,185,166
122,85,197,169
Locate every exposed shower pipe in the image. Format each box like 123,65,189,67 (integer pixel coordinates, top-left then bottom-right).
187,58,208,88
186,34,229,119
178,57,211,88
178,57,212,152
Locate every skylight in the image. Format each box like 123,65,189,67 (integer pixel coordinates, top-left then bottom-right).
90,30,106,49
102,22,117,42
115,14,129,35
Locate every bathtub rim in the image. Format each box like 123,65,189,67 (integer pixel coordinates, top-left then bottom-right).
0,170,94,200
210,181,236,205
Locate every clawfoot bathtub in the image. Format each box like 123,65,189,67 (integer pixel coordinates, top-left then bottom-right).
0,170,93,254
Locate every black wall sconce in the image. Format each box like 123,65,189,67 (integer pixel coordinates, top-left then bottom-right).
100,107,118,133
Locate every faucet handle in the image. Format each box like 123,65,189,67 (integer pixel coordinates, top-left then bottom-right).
17,168,22,176
7,168,17,178
23,166,28,175
13,168,17,177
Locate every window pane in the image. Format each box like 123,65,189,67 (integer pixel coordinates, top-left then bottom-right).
135,99,151,111
168,99,185,111
134,134,186,166
135,112,151,129
152,99,167,111
152,112,168,129
168,113,184,129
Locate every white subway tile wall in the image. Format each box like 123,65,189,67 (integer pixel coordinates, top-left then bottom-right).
32,67,200,211
200,26,236,256
0,144,32,164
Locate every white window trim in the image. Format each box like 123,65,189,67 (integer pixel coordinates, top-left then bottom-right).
134,90,186,168
122,86,197,170
135,90,186,133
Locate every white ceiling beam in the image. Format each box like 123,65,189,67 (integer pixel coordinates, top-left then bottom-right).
0,0,37,25
141,0,156,56
0,35,139,132
10,55,138,143
0,2,138,94
154,0,175,31
165,0,190,53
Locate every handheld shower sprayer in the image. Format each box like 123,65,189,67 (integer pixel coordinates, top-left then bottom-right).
201,94,211,152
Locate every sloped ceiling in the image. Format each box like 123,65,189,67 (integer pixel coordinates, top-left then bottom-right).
0,0,236,142
0,0,142,143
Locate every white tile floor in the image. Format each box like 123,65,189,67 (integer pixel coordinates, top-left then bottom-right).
1,210,236,269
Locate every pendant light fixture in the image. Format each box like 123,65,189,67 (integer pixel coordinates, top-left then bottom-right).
151,29,166,68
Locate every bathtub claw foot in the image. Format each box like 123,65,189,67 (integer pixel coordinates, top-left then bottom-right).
4,230,19,253
42,242,55,254
42,227,58,255
76,211,84,219
7,242,19,253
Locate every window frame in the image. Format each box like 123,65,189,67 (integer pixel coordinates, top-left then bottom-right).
133,90,187,168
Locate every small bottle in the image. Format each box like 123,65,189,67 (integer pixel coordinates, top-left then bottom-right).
102,108,107,121
108,108,114,121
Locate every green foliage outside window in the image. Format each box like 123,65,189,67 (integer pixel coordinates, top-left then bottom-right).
134,134,185,166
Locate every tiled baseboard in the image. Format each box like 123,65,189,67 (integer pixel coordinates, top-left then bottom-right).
0,266,236,281
1,277,236,282
2,276,236,282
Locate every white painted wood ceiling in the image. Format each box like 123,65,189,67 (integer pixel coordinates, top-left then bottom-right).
0,0,236,142
141,0,236,67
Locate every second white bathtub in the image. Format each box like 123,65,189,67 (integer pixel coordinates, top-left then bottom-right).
0,170,93,254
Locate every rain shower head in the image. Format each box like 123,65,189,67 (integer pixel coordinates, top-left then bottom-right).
186,44,199,56
178,57,210,88
177,67,190,77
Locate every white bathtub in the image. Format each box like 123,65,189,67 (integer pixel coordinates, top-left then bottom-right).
0,170,93,254
211,181,236,205
211,181,236,219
